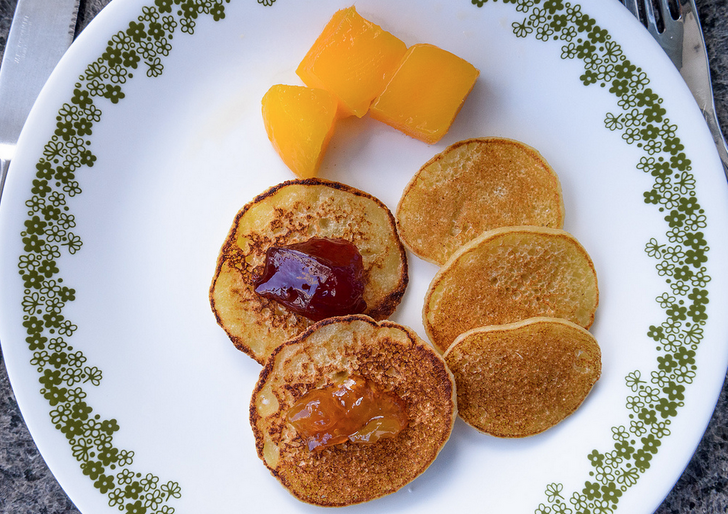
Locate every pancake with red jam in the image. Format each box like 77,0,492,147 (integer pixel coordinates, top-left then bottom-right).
209,178,408,363
249,315,456,506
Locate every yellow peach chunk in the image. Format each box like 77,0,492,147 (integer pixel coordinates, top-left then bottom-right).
370,43,480,144
296,6,407,119
261,85,338,178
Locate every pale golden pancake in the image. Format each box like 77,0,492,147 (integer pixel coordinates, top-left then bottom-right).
444,317,601,437
423,226,598,353
250,315,456,506
209,179,408,364
397,137,564,265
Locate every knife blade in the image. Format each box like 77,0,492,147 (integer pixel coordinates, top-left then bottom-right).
677,3,728,176
0,0,80,201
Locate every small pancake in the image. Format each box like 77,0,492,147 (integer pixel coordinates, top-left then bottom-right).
396,137,565,265
210,179,408,364
423,226,598,353
249,315,456,507
444,317,601,437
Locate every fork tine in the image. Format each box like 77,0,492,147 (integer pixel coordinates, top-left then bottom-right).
645,0,683,33
640,0,684,69
621,0,642,19
659,0,681,21
643,0,662,36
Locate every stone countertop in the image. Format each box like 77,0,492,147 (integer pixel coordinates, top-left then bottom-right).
1,0,727,512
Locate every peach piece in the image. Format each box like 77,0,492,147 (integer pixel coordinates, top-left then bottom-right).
370,43,480,144
296,6,407,119
261,85,338,178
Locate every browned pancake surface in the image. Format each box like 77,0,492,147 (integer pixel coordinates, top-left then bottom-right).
423,226,598,353
210,179,408,363
444,317,601,437
397,137,564,265
249,315,456,506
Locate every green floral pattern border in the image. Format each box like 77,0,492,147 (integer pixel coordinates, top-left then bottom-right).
468,0,709,513
12,0,711,512
17,0,230,512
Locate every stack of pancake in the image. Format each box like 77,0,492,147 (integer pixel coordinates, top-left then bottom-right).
210,179,456,506
397,137,601,439
208,137,601,507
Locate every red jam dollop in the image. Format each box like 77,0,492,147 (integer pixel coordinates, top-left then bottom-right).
287,375,408,452
253,237,367,321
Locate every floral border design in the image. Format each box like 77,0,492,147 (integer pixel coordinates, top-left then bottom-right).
470,1,709,513
12,0,711,512
17,0,229,512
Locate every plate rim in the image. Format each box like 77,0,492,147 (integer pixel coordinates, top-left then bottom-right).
1,0,728,513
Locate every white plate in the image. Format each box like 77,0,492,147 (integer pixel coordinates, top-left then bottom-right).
2,0,728,512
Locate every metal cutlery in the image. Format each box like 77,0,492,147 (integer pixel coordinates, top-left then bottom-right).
0,0,80,202
619,0,728,178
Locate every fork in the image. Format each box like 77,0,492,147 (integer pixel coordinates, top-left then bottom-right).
619,0,728,179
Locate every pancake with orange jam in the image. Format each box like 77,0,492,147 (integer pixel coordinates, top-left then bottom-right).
249,315,456,506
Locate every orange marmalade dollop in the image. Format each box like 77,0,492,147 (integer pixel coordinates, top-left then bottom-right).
287,375,408,451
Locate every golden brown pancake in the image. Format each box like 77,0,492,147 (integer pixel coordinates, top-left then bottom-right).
444,317,601,437
249,315,456,506
423,226,598,353
396,137,565,265
209,179,408,364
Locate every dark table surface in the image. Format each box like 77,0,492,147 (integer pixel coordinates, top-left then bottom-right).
1,0,728,513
